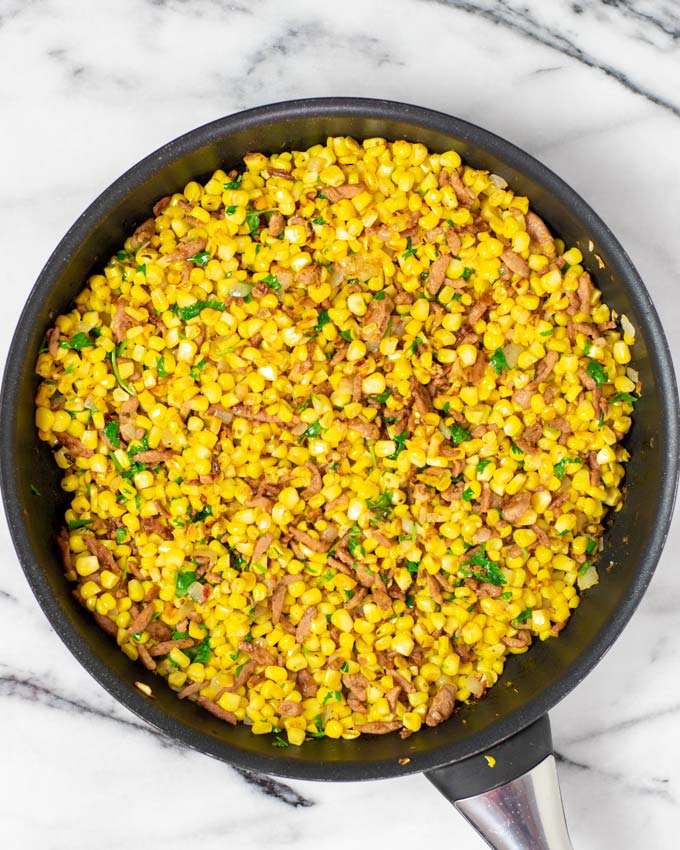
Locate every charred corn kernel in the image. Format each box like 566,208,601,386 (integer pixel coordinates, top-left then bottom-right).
36,139,635,746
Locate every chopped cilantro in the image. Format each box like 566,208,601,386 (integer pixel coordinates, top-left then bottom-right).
58,332,93,352
297,420,322,444
477,459,491,475
136,263,146,277
500,591,512,600
370,388,392,405
539,328,553,337
554,457,582,481
322,690,341,704
586,359,607,387
225,205,237,215
341,661,350,673
315,309,331,332
583,340,592,356
610,392,638,405
514,608,532,623
410,336,425,355
156,356,168,378
405,560,419,574
459,267,473,280
402,236,418,259
175,569,197,597
312,217,326,225
339,329,352,342
190,505,212,523
246,208,261,236
272,736,289,748
490,347,509,375
189,250,210,268
116,527,126,544
176,300,226,321
223,175,242,190
585,538,597,555
462,544,505,586
103,420,120,448
450,424,472,445
579,561,592,576
190,358,207,380
262,273,281,291
462,487,474,501
348,524,365,559
67,518,92,530
328,462,339,472
511,443,524,456
442,401,451,415
366,491,394,521
389,429,408,460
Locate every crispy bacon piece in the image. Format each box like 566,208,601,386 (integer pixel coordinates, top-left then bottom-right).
323,183,366,203
129,218,155,250
357,721,402,735
55,432,92,458
425,683,457,727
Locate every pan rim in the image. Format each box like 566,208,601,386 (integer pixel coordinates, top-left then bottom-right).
2,96,678,781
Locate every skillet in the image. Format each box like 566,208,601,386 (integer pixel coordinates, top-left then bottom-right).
1,98,677,850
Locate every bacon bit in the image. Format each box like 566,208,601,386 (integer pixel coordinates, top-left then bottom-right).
265,167,294,180
358,721,402,735
164,237,207,263
531,523,550,547
424,226,444,242
355,563,376,589
143,585,160,603
360,294,393,345
371,530,392,549
549,489,571,511
148,638,196,657
503,631,531,648
127,602,156,635
478,582,502,600
502,491,532,524
55,431,93,458
302,462,322,498
534,350,558,384
468,294,492,325
384,686,401,713
47,326,60,357
501,248,530,278
447,170,474,207
129,218,155,250
267,211,285,237
525,212,554,254
238,640,277,667
550,620,568,636
93,611,117,636
142,622,169,644
342,672,369,702
273,700,302,719
178,680,205,700
82,534,119,573
323,183,367,203
479,483,492,513
197,695,237,725
571,322,604,343
425,573,443,606
152,196,171,216
252,532,273,563
297,668,318,698
410,379,433,417
346,418,380,440
224,661,255,692
137,643,156,671
230,403,283,424
425,683,457,727
295,605,317,644
345,586,367,610
426,255,450,296
513,385,534,410
577,272,592,315
289,526,327,553
578,367,597,392
446,228,462,255
296,264,322,287
271,574,298,625
588,451,601,487
130,449,176,464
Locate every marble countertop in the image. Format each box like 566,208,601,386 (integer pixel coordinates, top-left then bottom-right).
2,1,679,847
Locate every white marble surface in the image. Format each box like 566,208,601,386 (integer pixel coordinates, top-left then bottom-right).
1,1,680,847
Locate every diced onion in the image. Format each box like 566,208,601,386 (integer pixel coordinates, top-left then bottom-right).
188,582,205,602
489,173,508,189
227,282,252,298
620,314,635,340
466,675,485,697
577,565,599,591
503,343,523,369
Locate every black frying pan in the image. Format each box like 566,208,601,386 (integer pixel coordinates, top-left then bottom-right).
2,98,677,850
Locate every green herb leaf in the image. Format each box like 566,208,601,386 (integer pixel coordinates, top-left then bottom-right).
297,420,322,444
514,608,532,623
578,561,591,576
477,459,491,475
370,388,392,405
348,524,365,559
500,591,512,600
610,391,638,405
312,217,326,225
511,443,524,456
67,518,92,530
223,176,242,190
262,273,281,291
459,267,473,280
339,329,352,342
246,208,261,236
586,358,607,387
539,328,553,337
389,429,408,460
116,527,126,544
366,491,394,521
190,505,212,524
189,251,210,268
190,358,207,380
341,661,350,673
410,336,425,355
583,340,592,356
109,346,136,396
490,347,509,375
402,236,418,259
462,487,474,501
450,424,472,445
462,544,505,586
585,538,597,555
272,735,289,748
156,356,168,378
225,205,237,215
315,309,331,332
59,332,93,352
328,462,339,472
405,560,419,574
176,299,226,321
175,570,197,597
104,420,120,448
30,484,41,496
554,457,582,481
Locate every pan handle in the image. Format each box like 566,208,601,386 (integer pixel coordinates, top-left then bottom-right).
425,715,573,850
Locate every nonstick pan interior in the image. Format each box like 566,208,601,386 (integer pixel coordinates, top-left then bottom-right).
1,98,677,781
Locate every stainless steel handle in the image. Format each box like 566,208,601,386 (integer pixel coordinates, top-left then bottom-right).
455,755,573,850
